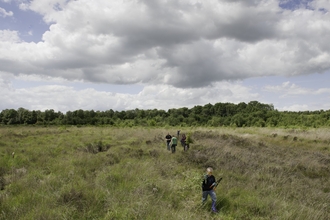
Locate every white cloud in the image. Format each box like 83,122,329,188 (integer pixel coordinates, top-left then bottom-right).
1,0,330,112
0,30,21,42
315,88,330,95
0,73,259,112
309,0,330,11
18,2,29,11
0,0,329,89
0,7,13,17
282,104,309,111
264,81,330,97
263,81,313,96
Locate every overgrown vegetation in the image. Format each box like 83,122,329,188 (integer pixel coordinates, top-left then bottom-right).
0,126,329,219
1,101,330,127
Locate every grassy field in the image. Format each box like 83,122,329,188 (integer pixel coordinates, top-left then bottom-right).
0,126,329,220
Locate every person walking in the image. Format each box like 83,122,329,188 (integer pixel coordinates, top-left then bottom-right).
202,167,218,213
180,133,187,151
170,135,177,153
165,133,172,151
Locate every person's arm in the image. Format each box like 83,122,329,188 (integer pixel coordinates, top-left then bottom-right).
210,177,223,190
209,176,216,189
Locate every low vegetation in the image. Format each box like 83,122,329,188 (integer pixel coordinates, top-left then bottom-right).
0,126,329,219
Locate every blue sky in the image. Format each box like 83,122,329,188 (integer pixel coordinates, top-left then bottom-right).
0,0,49,42
1,0,330,113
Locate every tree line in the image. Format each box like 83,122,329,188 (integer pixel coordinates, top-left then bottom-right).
1,101,330,127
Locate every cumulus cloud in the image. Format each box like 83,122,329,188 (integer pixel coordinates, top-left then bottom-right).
0,30,20,42
1,0,330,112
0,0,329,89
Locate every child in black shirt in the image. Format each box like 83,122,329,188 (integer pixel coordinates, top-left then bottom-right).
202,167,218,213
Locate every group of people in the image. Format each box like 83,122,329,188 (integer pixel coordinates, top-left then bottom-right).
165,133,220,213
165,132,189,153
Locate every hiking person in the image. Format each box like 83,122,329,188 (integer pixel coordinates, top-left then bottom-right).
180,133,187,150
170,135,177,153
202,167,218,213
165,133,172,151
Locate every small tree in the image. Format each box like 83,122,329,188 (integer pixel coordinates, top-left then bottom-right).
186,133,194,144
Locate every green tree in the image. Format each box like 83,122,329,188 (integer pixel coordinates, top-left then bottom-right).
2,109,18,125
17,107,30,124
233,114,246,127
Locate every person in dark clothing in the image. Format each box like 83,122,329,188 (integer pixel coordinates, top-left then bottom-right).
165,133,172,151
180,133,186,150
202,167,218,213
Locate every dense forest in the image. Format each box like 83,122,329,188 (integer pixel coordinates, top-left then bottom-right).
1,101,330,127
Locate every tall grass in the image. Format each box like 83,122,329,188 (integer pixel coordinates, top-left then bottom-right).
0,126,329,219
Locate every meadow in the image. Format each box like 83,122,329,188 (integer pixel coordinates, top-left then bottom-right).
0,126,329,220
